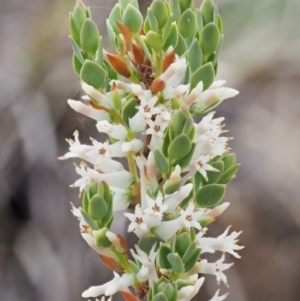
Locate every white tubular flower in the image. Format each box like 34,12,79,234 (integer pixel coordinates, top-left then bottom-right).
156,216,186,240
178,277,205,301
124,205,149,235
200,255,233,286
146,115,169,150
198,203,230,225
71,162,92,193
121,139,143,153
143,191,168,227
131,244,158,286
207,290,229,301
97,120,128,141
163,84,190,101
82,83,111,108
164,183,193,213
185,82,203,107
82,272,134,298
87,169,133,189
187,154,219,182
67,99,110,121
159,57,187,88
163,165,181,191
194,112,225,138
179,202,202,230
197,227,244,258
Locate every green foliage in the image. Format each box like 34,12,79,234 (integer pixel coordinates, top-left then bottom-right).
122,4,143,33
138,234,161,253
190,62,215,90
195,184,226,207
80,60,107,89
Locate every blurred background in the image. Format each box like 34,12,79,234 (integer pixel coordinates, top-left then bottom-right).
0,0,300,300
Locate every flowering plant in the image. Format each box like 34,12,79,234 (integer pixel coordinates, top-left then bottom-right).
60,0,243,300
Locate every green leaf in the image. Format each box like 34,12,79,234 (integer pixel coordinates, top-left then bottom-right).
200,22,220,55
222,153,237,171
118,0,131,11
80,19,99,55
195,184,226,207
154,148,169,174
150,0,169,28
162,17,173,43
122,4,143,33
184,247,201,272
204,161,224,184
147,9,159,32
129,260,140,274
70,6,86,45
188,39,202,73
182,241,197,263
183,117,195,139
168,134,192,160
170,0,181,22
190,62,215,90
175,232,191,257
97,36,103,66
94,227,112,248
171,110,187,138
106,19,117,49
176,143,195,169
162,284,175,301
164,22,178,51
69,36,84,64
218,15,223,34
200,0,215,25
82,189,89,212
80,209,99,230
88,195,108,220
138,234,161,253
73,53,82,75
178,0,192,12
167,253,185,273
218,164,240,184
146,31,162,52
109,4,123,34
159,244,173,269
122,99,138,126
104,61,118,81
152,293,168,301
162,128,171,157
195,9,203,33
175,33,187,56
80,60,107,89
178,9,196,39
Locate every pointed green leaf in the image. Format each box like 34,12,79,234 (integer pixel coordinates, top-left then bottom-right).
73,53,82,75
175,232,191,257
162,284,175,301
178,9,196,39
80,60,107,89
106,19,117,49
196,9,203,33
122,98,138,126
222,153,237,170
154,147,169,174
80,19,99,55
218,164,240,184
152,293,168,301
109,4,123,34
162,17,173,43
184,247,201,272
69,36,85,64
88,194,108,220
147,9,159,32
122,4,143,33
176,143,195,169
188,39,202,73
170,0,181,22
171,110,187,138
182,241,197,263
168,134,192,160
146,31,162,52
150,0,169,27
80,209,99,230
164,22,179,50
190,62,215,90
195,184,226,207
218,15,223,34
200,22,220,55
175,32,187,56
200,0,215,25
70,6,86,45
167,253,185,273
138,234,161,253
159,244,173,269
82,189,89,212
178,0,192,12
